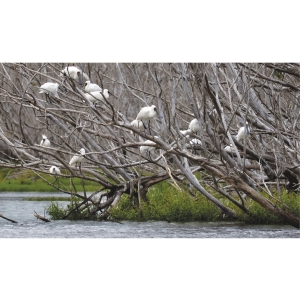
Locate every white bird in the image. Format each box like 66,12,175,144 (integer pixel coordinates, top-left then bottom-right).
131,119,143,129
84,81,102,93
136,105,160,134
190,138,202,145
84,89,109,105
188,118,200,134
140,138,157,159
224,122,250,153
39,82,59,97
61,66,89,85
140,140,156,153
236,122,250,142
49,166,61,175
40,135,50,147
224,144,233,153
130,119,143,135
69,148,86,167
180,129,191,138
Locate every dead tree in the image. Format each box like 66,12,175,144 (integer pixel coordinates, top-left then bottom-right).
0,63,299,228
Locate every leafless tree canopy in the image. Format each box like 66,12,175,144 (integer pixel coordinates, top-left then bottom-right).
0,63,299,228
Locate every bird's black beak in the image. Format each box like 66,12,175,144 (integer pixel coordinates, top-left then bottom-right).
77,72,82,85
246,124,250,134
108,91,117,99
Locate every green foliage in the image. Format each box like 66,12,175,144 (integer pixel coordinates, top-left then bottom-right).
2,168,298,224
242,190,300,224
46,202,68,220
0,168,99,192
110,181,221,222
46,198,99,220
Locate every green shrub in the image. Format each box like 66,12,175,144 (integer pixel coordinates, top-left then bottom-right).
109,181,220,222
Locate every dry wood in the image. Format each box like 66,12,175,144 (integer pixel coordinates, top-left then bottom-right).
33,211,51,222
0,213,18,223
0,63,299,228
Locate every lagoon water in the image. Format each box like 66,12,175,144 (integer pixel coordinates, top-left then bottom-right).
0,192,299,238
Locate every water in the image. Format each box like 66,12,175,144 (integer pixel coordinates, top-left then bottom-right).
0,192,299,238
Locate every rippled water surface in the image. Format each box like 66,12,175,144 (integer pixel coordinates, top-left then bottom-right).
0,192,299,238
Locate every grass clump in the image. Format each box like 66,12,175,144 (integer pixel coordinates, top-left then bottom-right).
109,181,221,222
241,190,300,224
46,198,99,220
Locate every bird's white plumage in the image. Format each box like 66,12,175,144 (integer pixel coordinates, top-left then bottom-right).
131,119,143,129
39,82,59,97
188,118,200,133
61,66,89,85
136,105,157,121
180,129,191,138
50,166,61,175
224,122,250,153
84,89,109,104
236,122,250,142
140,140,156,153
190,138,202,145
69,148,86,167
224,144,233,153
40,135,50,147
84,81,102,93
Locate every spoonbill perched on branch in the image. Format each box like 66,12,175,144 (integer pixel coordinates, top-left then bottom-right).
136,105,161,135
61,66,89,85
224,122,250,153
84,81,102,93
39,82,59,97
49,166,61,175
84,89,109,105
39,82,59,103
236,121,250,141
140,138,157,160
188,118,200,134
40,135,50,147
69,148,86,167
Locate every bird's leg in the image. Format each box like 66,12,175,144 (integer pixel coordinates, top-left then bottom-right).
45,93,52,104
79,162,82,176
52,176,58,185
148,120,152,135
147,150,152,161
141,120,147,132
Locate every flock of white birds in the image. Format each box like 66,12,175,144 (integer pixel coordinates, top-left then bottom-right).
38,66,250,175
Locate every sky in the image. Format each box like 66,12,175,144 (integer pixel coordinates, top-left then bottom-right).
2,1,299,62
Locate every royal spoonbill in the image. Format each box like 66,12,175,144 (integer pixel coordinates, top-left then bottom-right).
136,105,161,135
236,122,250,142
188,118,200,134
84,89,109,105
180,129,191,138
69,148,86,167
39,82,59,96
84,81,102,93
224,144,233,153
190,138,202,145
189,138,202,154
131,119,143,130
61,66,89,85
49,166,61,175
40,135,50,147
140,139,157,159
